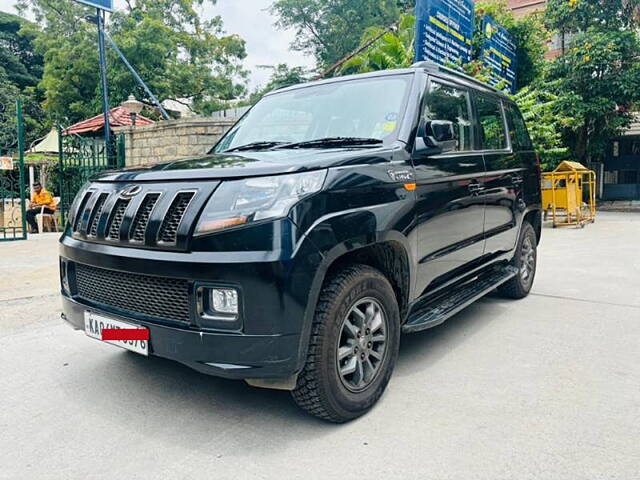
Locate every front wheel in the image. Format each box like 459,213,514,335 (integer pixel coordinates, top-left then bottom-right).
498,221,537,299
292,265,400,423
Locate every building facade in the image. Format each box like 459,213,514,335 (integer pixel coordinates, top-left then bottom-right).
604,122,640,200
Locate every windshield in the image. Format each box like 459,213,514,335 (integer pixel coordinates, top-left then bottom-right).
213,74,413,153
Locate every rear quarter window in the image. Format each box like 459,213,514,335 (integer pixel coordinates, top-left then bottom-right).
505,104,534,151
475,94,507,150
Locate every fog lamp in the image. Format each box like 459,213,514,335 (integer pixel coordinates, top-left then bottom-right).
210,288,239,315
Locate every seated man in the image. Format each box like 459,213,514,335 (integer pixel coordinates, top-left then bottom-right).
26,182,56,233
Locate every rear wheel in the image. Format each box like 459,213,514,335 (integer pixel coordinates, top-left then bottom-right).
292,264,400,423
499,221,537,299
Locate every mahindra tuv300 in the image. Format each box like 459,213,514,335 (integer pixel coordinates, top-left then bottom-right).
60,62,542,422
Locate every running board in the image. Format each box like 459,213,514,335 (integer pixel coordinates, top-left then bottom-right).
403,265,518,333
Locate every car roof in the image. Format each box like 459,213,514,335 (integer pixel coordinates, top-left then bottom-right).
267,61,510,100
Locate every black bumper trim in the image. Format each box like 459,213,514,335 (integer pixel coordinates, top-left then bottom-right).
61,295,301,380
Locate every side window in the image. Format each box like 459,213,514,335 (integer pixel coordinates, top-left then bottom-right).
476,94,507,150
423,81,473,151
505,104,534,150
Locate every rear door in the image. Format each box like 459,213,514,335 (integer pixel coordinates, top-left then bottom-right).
413,77,486,295
474,93,522,255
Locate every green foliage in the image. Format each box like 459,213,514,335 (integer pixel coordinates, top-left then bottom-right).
16,0,248,124
0,69,21,152
513,84,571,171
545,0,640,32
544,0,640,162
0,11,43,89
340,14,415,74
0,11,47,147
270,0,413,68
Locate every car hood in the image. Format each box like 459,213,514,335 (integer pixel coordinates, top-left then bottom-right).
94,146,399,182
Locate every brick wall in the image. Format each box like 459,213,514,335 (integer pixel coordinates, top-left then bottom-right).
114,117,237,167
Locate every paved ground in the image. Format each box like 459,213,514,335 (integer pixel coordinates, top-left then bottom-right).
1,213,639,480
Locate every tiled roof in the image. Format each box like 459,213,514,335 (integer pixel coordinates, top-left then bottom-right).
63,106,154,136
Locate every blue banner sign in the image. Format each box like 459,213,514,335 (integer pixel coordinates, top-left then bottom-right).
415,0,475,66
481,16,517,93
74,0,113,12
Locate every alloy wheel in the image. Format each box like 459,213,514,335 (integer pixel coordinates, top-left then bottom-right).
336,297,388,392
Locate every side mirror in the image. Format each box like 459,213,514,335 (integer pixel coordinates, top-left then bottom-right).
414,120,457,156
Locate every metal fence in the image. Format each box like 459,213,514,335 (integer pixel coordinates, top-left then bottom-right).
0,99,27,242
57,130,125,225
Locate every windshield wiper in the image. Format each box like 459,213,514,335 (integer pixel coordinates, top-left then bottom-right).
272,137,383,150
223,141,287,153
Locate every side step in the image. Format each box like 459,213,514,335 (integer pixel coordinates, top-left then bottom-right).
402,265,518,334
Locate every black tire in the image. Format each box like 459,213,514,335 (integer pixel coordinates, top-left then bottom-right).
498,221,537,299
292,264,400,423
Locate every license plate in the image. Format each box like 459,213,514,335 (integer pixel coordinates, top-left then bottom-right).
84,311,149,356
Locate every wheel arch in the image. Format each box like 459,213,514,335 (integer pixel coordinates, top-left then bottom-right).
523,208,542,245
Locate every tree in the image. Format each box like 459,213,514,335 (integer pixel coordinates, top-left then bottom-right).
16,0,248,124
0,11,47,146
545,0,640,162
0,11,43,90
270,0,413,68
340,13,415,74
513,84,570,171
0,69,21,152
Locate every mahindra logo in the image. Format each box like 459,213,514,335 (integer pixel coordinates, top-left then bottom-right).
120,185,142,198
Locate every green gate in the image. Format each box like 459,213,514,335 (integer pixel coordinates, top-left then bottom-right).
0,99,27,242
58,130,125,224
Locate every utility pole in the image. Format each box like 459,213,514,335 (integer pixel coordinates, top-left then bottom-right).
96,9,112,161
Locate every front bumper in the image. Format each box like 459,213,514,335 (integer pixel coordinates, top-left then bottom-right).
59,220,327,380
62,294,301,379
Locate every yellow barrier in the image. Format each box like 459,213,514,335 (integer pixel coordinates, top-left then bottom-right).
541,161,596,228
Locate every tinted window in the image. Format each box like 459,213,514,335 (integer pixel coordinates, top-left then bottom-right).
476,95,507,150
423,81,473,151
505,104,533,150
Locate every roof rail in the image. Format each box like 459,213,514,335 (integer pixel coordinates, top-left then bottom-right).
411,61,502,94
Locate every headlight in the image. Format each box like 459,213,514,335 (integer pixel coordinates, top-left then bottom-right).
194,170,327,235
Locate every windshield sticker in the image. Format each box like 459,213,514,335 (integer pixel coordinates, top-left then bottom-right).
383,121,397,132
385,112,398,122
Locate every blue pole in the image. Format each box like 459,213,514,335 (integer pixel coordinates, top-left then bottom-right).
103,30,171,120
96,9,112,161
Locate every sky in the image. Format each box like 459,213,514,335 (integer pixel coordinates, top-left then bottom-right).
0,0,315,90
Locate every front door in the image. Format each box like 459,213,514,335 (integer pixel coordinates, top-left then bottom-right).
413,79,486,296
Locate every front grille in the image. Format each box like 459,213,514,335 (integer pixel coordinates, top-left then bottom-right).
158,192,194,243
71,185,208,250
106,199,130,240
130,193,160,242
74,263,191,323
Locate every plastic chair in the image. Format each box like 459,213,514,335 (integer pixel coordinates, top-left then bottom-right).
36,197,60,233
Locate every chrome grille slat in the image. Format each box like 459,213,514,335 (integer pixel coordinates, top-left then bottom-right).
106,199,130,240
74,263,190,323
130,193,160,242
73,191,94,233
88,193,109,237
158,192,195,244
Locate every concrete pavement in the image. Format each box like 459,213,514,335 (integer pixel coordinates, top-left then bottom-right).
0,214,639,479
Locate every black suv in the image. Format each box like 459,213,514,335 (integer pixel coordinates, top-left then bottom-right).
60,62,542,422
